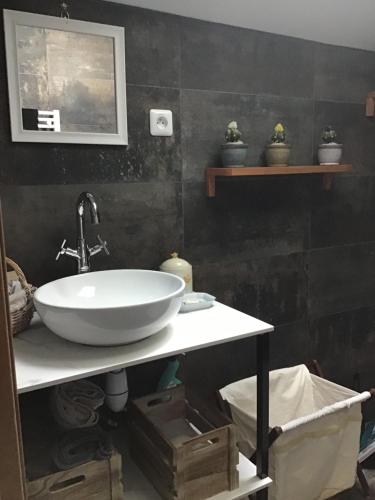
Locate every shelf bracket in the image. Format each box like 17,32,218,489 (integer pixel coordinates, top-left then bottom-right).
366,92,375,117
206,170,216,197
322,173,334,191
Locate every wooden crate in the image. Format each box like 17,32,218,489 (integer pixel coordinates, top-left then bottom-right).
129,385,239,500
27,451,123,500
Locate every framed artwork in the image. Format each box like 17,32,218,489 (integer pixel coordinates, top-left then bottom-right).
3,10,128,145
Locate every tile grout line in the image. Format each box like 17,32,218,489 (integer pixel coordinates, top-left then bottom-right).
307,239,375,254
308,303,375,322
178,19,186,256
126,83,367,106
307,46,317,324
191,238,375,275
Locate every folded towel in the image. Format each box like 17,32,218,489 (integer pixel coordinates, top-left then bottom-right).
50,380,105,430
8,279,27,313
52,427,113,471
8,278,20,295
179,292,216,313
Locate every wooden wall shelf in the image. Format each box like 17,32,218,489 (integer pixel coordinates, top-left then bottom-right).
206,164,353,197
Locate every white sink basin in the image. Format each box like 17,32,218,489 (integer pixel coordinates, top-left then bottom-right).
33,270,185,346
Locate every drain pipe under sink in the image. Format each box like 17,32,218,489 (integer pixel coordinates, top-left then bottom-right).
105,368,128,412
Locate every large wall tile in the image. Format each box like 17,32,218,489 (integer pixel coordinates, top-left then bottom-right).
311,176,375,248
309,310,357,388
181,19,257,94
181,89,314,182
181,18,314,98
314,100,375,175
193,252,307,325
308,242,375,317
184,178,310,265
309,307,375,389
314,44,375,103
120,8,181,87
270,320,311,370
182,320,310,400
182,337,257,399
251,32,315,99
0,85,181,185
0,182,182,285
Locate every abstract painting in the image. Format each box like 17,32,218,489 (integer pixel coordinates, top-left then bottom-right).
4,10,127,144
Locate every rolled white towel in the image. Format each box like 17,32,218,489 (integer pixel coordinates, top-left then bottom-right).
8,279,27,313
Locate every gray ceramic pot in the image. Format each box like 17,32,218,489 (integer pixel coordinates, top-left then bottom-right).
221,143,248,167
265,143,291,167
318,143,343,165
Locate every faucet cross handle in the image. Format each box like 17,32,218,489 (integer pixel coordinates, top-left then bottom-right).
56,239,79,261
97,235,110,255
89,234,110,257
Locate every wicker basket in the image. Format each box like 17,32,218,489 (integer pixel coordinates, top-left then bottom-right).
6,257,35,335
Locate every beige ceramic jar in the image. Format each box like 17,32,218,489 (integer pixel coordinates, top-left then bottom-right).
160,253,193,293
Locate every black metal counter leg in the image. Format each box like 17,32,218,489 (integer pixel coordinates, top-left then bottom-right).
255,332,270,500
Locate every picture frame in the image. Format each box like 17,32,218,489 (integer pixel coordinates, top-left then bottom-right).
3,9,128,145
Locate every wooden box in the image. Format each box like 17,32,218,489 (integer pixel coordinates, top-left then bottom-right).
27,451,123,500
129,385,239,500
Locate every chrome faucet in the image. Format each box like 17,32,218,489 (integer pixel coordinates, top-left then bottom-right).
56,192,109,273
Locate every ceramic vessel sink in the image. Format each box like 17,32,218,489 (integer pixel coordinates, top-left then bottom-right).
34,270,185,346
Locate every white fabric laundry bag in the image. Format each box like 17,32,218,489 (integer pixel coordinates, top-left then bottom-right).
220,365,371,500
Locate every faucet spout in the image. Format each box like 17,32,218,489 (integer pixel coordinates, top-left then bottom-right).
75,192,100,273
77,192,100,228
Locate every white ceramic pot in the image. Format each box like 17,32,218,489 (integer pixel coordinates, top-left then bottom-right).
318,143,343,165
160,252,193,292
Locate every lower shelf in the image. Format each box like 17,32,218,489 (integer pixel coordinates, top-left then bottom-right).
21,388,271,500
123,450,272,499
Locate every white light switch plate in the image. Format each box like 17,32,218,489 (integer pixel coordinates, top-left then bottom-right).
150,109,173,136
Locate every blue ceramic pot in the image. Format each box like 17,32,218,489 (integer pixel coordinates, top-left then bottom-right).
221,143,248,167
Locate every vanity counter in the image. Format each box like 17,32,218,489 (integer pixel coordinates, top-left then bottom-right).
14,301,274,499
13,301,273,394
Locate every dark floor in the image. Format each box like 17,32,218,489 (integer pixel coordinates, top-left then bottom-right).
253,485,365,499
250,486,364,499
335,489,363,500
334,467,375,499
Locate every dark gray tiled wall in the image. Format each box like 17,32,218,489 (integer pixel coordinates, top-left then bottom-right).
1,0,375,398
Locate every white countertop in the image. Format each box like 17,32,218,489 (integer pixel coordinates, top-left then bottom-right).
14,301,273,394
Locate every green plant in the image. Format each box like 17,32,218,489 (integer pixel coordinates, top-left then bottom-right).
225,121,242,143
322,125,337,144
271,123,286,143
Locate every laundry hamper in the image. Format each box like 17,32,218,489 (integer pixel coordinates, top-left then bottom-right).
220,364,371,500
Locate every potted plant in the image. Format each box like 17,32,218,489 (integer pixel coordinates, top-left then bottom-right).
318,126,343,165
221,121,248,167
265,123,291,166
